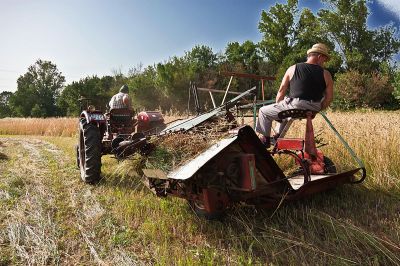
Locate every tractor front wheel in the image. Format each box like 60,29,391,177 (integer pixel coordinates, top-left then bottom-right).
78,118,102,183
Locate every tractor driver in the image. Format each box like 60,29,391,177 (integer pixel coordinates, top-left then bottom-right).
256,43,334,147
109,84,132,111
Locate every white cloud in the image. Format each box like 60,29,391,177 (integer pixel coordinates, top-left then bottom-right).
377,0,400,21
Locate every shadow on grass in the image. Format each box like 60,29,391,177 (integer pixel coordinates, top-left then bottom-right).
0,152,8,160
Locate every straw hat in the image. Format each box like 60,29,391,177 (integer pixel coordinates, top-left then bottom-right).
307,43,330,59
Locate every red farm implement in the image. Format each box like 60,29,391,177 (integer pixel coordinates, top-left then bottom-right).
76,73,366,219
142,83,366,219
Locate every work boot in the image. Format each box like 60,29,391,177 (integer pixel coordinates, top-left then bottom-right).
259,135,271,147
259,135,277,148
271,135,278,146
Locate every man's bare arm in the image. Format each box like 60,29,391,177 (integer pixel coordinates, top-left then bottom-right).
123,95,132,109
275,65,294,103
321,70,333,110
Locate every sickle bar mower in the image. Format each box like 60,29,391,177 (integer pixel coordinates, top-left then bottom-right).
140,87,366,219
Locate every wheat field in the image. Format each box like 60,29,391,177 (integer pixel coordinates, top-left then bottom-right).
0,117,77,137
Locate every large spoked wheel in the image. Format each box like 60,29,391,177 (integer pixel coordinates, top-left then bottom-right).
323,156,337,174
78,118,102,183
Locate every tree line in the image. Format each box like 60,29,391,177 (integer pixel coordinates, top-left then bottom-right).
1,0,400,118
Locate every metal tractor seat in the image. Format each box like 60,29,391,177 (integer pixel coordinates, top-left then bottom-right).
110,108,133,122
273,109,319,157
274,109,318,139
278,109,317,120
109,108,136,133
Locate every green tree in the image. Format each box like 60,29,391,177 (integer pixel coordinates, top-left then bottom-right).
185,45,219,91
258,1,341,83
185,45,217,75
30,103,45,117
224,40,262,74
156,56,192,109
334,70,394,108
318,0,400,72
0,91,13,118
128,65,161,110
295,9,334,54
58,75,121,116
146,45,219,110
10,59,65,117
393,68,400,104
219,41,266,98
258,0,298,68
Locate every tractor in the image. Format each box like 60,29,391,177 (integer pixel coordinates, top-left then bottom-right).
76,97,165,183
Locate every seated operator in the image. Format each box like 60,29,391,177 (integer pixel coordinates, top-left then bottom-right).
255,43,334,147
109,84,132,111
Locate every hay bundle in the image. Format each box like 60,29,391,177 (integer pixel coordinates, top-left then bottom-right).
146,118,236,172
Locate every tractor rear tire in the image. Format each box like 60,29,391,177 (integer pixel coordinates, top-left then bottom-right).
323,156,337,174
75,144,80,169
78,118,102,183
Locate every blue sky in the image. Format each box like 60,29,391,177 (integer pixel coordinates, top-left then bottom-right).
1,0,399,93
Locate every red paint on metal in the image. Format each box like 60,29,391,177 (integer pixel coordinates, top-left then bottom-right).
239,154,257,191
304,112,318,157
137,111,164,132
276,138,304,151
203,188,229,213
296,150,325,175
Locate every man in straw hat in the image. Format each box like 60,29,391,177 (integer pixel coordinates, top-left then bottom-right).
109,84,132,111
256,43,334,147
